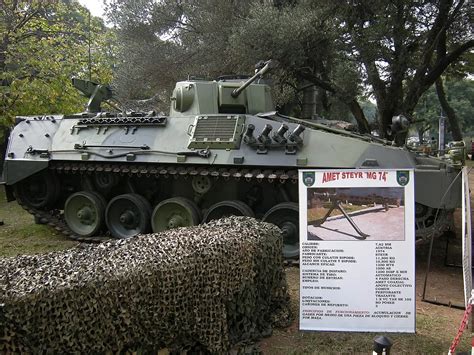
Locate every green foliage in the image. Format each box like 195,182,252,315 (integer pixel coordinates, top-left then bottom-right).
338,0,473,139
228,3,361,116
107,0,364,121
0,0,115,126
106,0,472,137
414,79,474,138
105,0,253,110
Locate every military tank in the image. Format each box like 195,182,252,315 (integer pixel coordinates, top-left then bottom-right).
2,60,463,259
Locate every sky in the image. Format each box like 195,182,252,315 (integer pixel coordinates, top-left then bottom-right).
77,0,105,18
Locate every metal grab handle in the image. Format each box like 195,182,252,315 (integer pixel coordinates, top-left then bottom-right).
187,124,194,136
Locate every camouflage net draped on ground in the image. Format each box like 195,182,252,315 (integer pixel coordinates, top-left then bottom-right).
0,217,291,353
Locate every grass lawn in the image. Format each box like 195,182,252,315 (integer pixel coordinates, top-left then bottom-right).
0,192,78,257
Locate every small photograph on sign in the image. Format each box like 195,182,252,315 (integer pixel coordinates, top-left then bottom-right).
307,187,404,241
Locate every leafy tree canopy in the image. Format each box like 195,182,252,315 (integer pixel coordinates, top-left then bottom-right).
414,78,474,140
0,0,115,125
106,0,473,142
337,0,473,142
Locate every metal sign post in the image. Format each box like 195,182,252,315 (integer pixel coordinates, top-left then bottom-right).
438,111,445,156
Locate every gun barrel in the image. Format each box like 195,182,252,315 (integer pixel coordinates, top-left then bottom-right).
231,60,273,98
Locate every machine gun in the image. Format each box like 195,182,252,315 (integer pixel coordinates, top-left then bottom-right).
231,60,274,98
72,78,121,113
310,191,371,240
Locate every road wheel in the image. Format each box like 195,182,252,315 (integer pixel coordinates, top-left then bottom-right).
64,191,106,237
151,197,201,232
263,202,299,259
106,193,151,239
202,200,254,223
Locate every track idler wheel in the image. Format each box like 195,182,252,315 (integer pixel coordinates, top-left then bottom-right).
64,191,106,237
263,202,299,259
202,200,254,223
13,171,60,210
151,197,201,232
105,193,151,239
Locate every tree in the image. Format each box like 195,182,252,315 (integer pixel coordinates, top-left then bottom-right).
228,3,371,132
106,0,473,142
107,1,371,130
338,0,473,143
0,0,114,124
105,0,252,112
232,0,473,139
435,77,462,141
413,78,474,140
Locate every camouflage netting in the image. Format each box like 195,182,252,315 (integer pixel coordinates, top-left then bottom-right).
0,217,291,353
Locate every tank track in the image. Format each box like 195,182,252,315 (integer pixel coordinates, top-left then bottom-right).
16,161,451,247
51,161,300,183
16,194,108,243
16,162,299,243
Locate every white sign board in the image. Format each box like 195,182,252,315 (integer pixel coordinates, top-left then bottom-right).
299,169,415,333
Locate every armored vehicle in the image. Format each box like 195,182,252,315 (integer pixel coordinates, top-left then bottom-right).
2,61,462,259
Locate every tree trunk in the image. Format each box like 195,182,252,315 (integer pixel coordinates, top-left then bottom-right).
316,88,329,115
295,70,370,134
377,105,395,140
301,82,317,119
416,123,430,144
348,100,370,134
417,129,424,144
435,77,462,141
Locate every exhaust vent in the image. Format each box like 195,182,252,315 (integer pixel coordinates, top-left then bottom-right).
188,115,245,149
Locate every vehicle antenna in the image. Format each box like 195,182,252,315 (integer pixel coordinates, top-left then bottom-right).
88,8,92,81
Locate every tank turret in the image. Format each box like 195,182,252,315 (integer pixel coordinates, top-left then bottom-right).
170,60,274,117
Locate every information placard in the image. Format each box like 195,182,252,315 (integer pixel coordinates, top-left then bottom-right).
299,169,415,333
